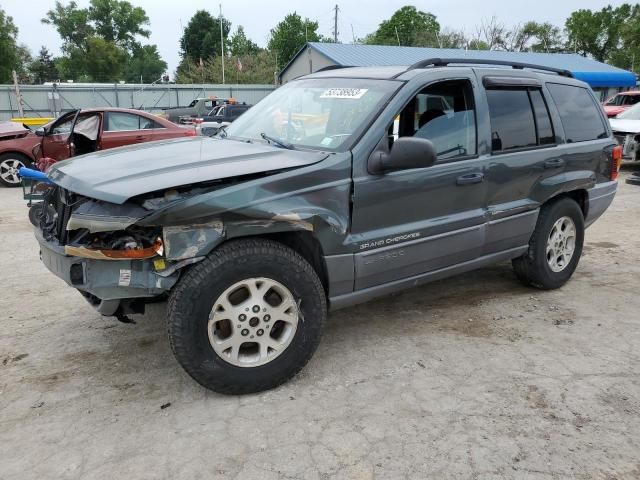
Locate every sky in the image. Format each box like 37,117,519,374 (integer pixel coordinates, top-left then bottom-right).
1,0,631,77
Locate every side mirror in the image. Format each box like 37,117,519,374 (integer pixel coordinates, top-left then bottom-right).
368,137,437,174
35,127,46,137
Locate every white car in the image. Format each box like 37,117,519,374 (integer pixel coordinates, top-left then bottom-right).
609,102,640,161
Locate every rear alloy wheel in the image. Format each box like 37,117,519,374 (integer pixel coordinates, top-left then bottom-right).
545,216,576,273
0,153,31,187
167,238,326,394
512,197,584,290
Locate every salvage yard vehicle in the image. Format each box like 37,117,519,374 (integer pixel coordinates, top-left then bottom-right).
603,90,640,117
193,103,252,136
0,108,195,187
29,59,620,394
162,97,228,123
609,102,640,161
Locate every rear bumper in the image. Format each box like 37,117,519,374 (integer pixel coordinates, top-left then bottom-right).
585,180,617,227
36,229,179,301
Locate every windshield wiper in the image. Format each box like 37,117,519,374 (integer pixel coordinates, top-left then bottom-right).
260,132,295,150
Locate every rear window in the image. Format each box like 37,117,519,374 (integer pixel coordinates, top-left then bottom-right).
547,84,608,143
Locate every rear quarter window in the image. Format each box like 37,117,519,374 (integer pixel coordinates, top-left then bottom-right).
547,84,608,143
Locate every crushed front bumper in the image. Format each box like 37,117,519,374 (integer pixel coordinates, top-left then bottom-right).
36,229,180,303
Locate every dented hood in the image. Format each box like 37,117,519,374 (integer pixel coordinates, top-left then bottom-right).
48,136,328,204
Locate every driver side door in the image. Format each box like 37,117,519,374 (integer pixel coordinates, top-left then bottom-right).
350,76,491,290
41,110,79,160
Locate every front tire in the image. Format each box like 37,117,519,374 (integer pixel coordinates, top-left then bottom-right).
0,153,32,187
167,238,327,394
512,197,585,290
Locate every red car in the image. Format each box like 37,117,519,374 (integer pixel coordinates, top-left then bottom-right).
0,108,195,187
602,91,640,117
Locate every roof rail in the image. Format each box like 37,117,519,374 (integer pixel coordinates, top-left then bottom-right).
314,65,354,73
401,58,573,78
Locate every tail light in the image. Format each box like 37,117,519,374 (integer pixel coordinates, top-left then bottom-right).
184,128,197,137
611,145,622,181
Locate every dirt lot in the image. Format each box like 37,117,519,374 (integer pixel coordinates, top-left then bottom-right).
1,169,640,480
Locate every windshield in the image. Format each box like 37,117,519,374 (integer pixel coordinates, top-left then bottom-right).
225,78,400,151
617,102,640,120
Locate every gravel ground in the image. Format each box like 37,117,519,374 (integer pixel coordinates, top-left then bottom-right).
1,169,640,480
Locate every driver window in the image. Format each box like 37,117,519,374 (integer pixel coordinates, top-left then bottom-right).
392,80,477,161
51,115,75,135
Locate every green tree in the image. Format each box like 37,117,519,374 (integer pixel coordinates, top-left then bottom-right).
229,26,261,56
123,44,167,83
42,1,95,49
57,37,127,81
42,0,162,82
365,6,440,47
437,29,467,49
176,50,277,84
522,22,564,53
268,13,320,69
0,7,20,83
180,10,231,63
88,0,150,48
612,4,640,72
29,46,58,84
565,5,631,62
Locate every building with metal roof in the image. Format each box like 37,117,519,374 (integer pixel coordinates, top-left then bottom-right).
279,42,637,99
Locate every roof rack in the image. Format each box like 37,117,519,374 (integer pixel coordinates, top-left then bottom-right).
401,58,574,78
314,65,354,73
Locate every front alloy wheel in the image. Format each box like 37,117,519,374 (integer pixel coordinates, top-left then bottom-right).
208,277,299,367
167,238,326,394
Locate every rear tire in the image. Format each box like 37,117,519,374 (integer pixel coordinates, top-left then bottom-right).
0,153,32,187
167,238,327,394
512,197,584,290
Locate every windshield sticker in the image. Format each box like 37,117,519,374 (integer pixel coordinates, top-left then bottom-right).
320,88,368,99
320,137,334,146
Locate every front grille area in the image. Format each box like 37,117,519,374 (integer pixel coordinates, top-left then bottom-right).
38,186,73,244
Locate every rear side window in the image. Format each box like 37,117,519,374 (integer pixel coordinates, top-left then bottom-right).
547,84,607,143
529,90,555,145
486,89,537,151
105,112,142,131
487,88,556,152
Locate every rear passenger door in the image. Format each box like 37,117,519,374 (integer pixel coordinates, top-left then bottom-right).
101,112,150,149
479,76,562,255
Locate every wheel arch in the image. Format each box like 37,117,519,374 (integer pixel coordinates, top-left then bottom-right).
545,189,588,219
0,150,34,163
248,231,329,297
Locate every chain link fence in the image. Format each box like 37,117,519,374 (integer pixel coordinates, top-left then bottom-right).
0,83,276,121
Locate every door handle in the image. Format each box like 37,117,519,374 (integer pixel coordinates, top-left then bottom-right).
135,135,145,140
544,158,565,169
456,172,484,185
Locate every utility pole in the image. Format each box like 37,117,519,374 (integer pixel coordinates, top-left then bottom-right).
351,24,356,43
12,70,24,117
333,4,339,42
395,26,400,46
219,4,225,84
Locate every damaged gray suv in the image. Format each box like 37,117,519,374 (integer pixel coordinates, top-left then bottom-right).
31,59,620,394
